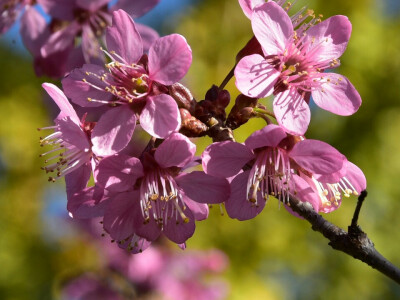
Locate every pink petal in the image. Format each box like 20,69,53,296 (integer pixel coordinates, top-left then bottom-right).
65,162,92,198
225,171,265,220
118,235,151,254
290,139,346,175
313,163,347,183
34,48,72,78
135,23,160,52
154,133,196,168
76,0,110,11
62,64,113,107
303,15,352,63
273,89,310,135
140,94,181,138
238,0,265,19
20,7,47,55
312,73,361,116
106,10,143,64
41,22,80,57
148,34,192,85
56,117,91,150
81,25,104,63
163,208,195,244
67,186,110,219
245,124,287,150
344,161,367,194
103,191,138,241
65,45,86,72
91,106,137,156
176,171,230,204
202,141,254,178
252,2,293,55
42,83,80,124
285,174,320,218
235,54,280,98
94,154,143,192
183,195,209,221
134,215,161,242
37,0,75,20
113,0,160,18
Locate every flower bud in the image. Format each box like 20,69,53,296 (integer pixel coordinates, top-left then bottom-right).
169,82,195,111
179,108,208,137
226,94,258,129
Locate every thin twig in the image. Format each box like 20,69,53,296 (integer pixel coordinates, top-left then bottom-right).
351,190,368,228
219,64,236,91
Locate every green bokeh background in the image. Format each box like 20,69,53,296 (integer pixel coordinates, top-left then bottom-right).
0,0,400,299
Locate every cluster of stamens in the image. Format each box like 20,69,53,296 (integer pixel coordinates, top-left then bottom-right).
312,176,359,208
139,169,190,228
247,147,292,206
82,50,150,106
38,125,91,182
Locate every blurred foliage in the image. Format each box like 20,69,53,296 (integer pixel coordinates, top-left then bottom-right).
0,0,400,299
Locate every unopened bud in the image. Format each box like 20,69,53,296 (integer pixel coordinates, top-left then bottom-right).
226,94,258,129
205,85,219,101
217,90,230,108
169,82,194,111
179,108,208,137
179,108,192,122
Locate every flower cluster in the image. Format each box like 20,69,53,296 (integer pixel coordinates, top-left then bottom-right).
1,0,160,78
60,219,229,300
39,9,230,251
37,0,367,254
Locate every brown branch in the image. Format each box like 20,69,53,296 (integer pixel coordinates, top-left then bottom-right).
287,191,400,285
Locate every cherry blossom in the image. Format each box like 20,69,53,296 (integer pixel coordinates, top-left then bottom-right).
39,0,160,66
38,83,135,197
97,133,229,245
62,9,192,139
202,124,347,220
235,2,361,135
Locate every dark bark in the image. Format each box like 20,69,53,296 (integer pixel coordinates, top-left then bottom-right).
287,191,400,285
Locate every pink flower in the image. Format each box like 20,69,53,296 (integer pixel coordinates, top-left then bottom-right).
61,273,126,300
235,2,362,135
19,7,78,78
202,124,347,220
98,133,230,245
62,9,192,139
0,0,34,34
39,0,160,65
38,83,135,197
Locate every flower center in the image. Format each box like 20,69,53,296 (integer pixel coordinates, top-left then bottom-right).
312,176,359,211
247,147,291,205
38,122,92,182
139,169,189,227
83,59,151,106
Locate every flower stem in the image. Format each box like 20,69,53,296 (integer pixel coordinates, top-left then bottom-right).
253,107,276,119
219,63,236,91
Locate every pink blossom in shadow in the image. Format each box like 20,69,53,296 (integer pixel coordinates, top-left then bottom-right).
38,0,160,67
235,2,361,135
0,0,34,33
60,273,126,300
38,83,135,205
